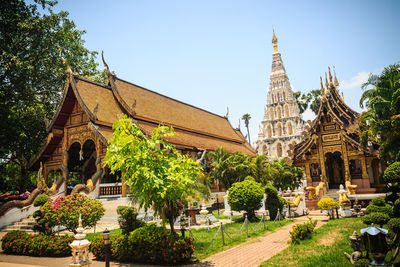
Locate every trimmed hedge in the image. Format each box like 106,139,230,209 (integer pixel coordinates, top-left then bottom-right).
116,206,145,235
363,212,390,227
1,230,73,257
90,224,194,264
265,184,285,221
365,197,393,217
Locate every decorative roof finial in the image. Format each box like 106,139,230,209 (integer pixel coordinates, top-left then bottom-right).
328,67,333,87
341,91,344,101
333,65,339,87
101,51,112,85
272,29,278,53
320,76,325,95
325,72,329,90
59,47,72,77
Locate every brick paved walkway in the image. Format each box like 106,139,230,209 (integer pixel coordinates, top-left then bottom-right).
195,218,327,267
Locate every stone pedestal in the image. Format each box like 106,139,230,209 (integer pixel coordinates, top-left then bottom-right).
339,207,353,218
306,199,319,210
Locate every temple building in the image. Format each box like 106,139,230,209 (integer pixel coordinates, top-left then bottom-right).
290,68,383,192
29,58,255,199
256,32,304,159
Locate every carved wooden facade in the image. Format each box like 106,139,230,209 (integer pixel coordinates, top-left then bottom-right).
290,70,383,193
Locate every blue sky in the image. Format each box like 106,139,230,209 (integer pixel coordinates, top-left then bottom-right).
53,0,400,145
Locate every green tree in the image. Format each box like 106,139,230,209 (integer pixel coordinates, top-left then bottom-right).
269,159,303,190
0,0,105,192
249,155,272,186
208,148,250,190
359,64,400,164
228,179,264,221
294,89,322,115
105,115,203,233
241,113,251,144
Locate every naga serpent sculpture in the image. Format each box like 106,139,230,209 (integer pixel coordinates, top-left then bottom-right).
71,156,103,195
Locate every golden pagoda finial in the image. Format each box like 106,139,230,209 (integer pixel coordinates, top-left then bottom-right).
328,67,333,87
333,65,339,87
58,46,72,77
325,72,329,90
320,76,325,95
272,29,278,53
341,91,344,101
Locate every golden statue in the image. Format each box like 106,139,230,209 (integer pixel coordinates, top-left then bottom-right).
346,180,357,195
288,193,302,208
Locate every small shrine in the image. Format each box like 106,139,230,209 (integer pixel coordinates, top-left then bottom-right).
289,67,384,194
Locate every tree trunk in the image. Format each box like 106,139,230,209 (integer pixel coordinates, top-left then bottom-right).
168,213,175,234
246,126,251,144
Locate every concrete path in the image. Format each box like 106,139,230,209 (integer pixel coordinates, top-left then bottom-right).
195,216,327,267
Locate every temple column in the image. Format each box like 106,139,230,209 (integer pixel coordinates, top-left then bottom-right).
62,128,69,196
305,163,312,184
318,137,327,182
361,156,368,179
341,142,350,182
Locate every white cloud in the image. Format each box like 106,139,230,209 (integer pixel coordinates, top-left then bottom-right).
302,108,316,122
340,72,370,90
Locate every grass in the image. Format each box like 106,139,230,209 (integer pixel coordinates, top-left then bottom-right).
192,217,291,260
86,228,122,241
260,218,365,267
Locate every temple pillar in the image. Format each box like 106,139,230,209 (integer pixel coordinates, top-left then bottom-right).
62,127,68,196
305,163,312,183
318,138,327,182
341,142,350,182
361,156,368,179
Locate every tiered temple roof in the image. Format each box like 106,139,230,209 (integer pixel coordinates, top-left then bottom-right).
30,64,255,170
291,68,377,162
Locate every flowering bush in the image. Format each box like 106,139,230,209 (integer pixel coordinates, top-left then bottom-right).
1,230,73,257
41,194,105,233
289,219,317,244
90,224,194,264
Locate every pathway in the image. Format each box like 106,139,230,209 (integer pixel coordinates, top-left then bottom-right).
195,215,327,267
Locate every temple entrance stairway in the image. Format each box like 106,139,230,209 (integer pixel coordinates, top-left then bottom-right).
322,189,339,201
1,215,36,232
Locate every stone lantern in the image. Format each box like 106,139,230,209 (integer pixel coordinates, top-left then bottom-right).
69,214,91,267
361,224,389,266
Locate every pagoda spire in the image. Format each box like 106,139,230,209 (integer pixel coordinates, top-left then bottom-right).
333,65,339,87
272,30,278,53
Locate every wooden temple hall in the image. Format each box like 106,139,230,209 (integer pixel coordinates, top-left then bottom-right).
290,68,384,194
29,57,256,199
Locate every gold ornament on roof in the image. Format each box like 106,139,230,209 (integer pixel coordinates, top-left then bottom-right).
320,76,325,95
328,67,333,87
325,72,329,90
58,47,72,77
333,65,339,87
341,91,344,101
272,30,278,53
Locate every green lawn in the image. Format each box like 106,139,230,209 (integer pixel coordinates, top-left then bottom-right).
86,228,122,241
192,218,291,260
260,218,365,267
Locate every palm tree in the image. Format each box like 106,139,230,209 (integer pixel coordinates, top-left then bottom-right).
359,64,400,163
242,113,251,144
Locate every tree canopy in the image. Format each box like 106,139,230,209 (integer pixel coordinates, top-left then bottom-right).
359,64,400,164
0,0,104,192
294,89,322,115
105,115,204,232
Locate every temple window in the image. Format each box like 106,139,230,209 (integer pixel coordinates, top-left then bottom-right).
288,122,293,135
277,106,282,119
349,159,362,179
277,143,282,157
267,125,272,138
285,105,289,117
269,107,275,120
277,123,282,136
283,91,286,100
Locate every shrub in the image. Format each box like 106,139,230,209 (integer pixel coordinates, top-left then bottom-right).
33,194,49,207
382,162,400,202
41,194,105,233
354,259,371,267
394,199,400,218
388,218,400,234
265,184,285,221
228,179,264,220
90,224,194,264
117,206,146,235
318,198,339,219
363,212,390,227
365,198,392,217
289,219,317,244
1,230,73,257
